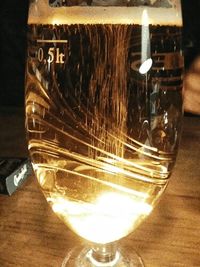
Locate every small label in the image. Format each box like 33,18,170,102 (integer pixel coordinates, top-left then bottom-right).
14,164,28,186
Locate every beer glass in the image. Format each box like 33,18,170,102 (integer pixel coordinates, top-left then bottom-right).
25,0,183,266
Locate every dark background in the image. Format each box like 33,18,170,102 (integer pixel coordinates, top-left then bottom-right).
0,0,200,107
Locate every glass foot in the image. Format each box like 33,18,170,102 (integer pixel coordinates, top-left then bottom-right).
61,245,144,267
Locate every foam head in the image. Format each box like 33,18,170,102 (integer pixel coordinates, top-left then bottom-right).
28,0,182,25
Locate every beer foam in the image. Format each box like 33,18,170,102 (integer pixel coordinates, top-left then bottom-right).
28,4,182,26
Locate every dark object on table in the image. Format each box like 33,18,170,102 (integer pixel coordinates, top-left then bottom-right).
0,158,32,195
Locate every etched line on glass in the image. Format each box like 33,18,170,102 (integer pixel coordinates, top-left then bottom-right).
37,39,68,43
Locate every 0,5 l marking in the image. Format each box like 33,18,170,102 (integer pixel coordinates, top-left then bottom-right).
36,39,67,64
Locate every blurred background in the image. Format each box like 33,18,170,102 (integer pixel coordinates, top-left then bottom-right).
0,0,200,108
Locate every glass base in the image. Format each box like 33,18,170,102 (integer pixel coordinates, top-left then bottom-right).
61,245,144,267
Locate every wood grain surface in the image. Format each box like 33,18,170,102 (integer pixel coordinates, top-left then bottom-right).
0,108,200,267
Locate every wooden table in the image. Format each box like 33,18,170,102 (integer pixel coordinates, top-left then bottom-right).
0,108,200,267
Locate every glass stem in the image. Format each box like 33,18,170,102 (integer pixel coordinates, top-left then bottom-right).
91,242,118,264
